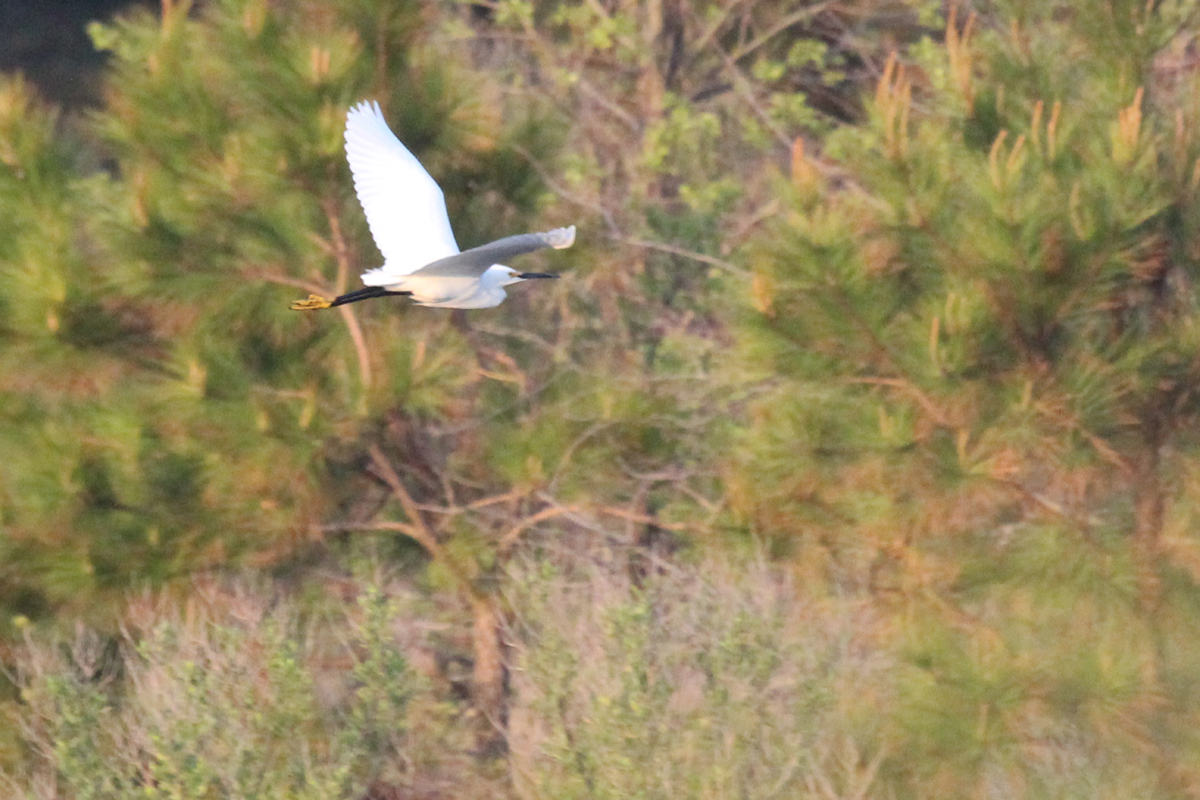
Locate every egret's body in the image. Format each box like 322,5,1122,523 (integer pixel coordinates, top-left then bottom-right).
292,101,574,311
388,272,510,309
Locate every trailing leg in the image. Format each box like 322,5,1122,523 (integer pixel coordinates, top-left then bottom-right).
291,286,411,311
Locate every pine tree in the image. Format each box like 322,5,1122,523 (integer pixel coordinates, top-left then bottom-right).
741,2,1200,795
0,75,173,625
0,0,551,632
1,0,989,776
435,0,944,573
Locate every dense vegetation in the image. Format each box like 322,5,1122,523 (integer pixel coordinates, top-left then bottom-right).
4,0,1200,796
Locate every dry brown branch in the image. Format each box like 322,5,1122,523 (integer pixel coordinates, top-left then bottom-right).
675,481,723,516
728,0,837,63
324,201,373,391
247,269,327,296
619,236,749,276
595,505,699,533
306,230,336,259
438,467,458,512
337,305,373,392
498,505,576,557
366,445,484,601
989,477,1101,535
535,492,620,538
841,376,951,428
328,519,425,540
413,488,531,517
325,202,349,295
691,0,747,56
576,78,640,131
510,144,620,235
366,446,431,542
724,198,782,253
718,46,792,150
549,421,616,492
469,322,558,354
364,450,514,743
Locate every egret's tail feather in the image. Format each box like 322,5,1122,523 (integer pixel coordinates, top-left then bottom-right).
291,294,332,311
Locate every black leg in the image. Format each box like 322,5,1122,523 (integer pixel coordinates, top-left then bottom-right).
292,286,412,311
329,287,411,307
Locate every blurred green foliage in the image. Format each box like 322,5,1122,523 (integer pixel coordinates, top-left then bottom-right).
11,582,428,799
4,0,1200,796
506,559,889,800
0,0,556,631
739,0,1200,794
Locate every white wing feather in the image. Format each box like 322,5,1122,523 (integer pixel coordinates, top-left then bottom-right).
344,101,460,279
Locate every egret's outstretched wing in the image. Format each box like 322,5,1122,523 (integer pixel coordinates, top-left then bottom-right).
344,101,459,276
406,226,576,278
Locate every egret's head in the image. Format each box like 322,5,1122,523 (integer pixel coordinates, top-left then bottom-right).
499,266,559,286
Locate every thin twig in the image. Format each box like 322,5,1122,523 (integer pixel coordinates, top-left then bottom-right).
366,445,488,601
510,144,621,235
719,47,793,151
324,519,425,539
325,201,373,391
989,477,1101,535
595,505,698,532
841,376,950,428
619,236,749,276
247,269,327,296
576,78,640,131
690,0,746,59
469,322,558,354
535,492,617,537
549,421,616,493
724,199,781,254
728,1,837,63
365,447,437,552
411,488,531,517
326,202,350,295
498,506,576,557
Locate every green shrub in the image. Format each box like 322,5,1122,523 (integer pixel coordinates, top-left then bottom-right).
9,582,421,800
505,556,893,800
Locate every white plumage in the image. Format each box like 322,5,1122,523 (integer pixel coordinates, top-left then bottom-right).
291,101,574,312
344,101,459,278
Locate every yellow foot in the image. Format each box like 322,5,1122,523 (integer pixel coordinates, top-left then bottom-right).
290,294,332,311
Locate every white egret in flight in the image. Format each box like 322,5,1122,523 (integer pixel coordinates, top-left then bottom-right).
292,101,575,311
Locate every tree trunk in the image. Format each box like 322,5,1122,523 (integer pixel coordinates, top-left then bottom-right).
1132,444,1165,613
470,596,507,755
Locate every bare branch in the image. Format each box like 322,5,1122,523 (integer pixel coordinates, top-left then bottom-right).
618,236,749,276
366,445,486,602
510,144,621,236
325,200,373,391
728,1,837,63
690,0,748,58
594,505,698,533
841,376,951,428
498,505,577,557
718,47,793,151
247,268,327,296
724,199,781,254
549,421,616,493
576,78,640,131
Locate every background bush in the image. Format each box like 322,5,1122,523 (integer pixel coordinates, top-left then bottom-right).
4,0,1200,797
11,581,433,800
505,553,893,800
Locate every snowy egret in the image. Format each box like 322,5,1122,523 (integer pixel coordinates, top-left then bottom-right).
291,101,575,311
